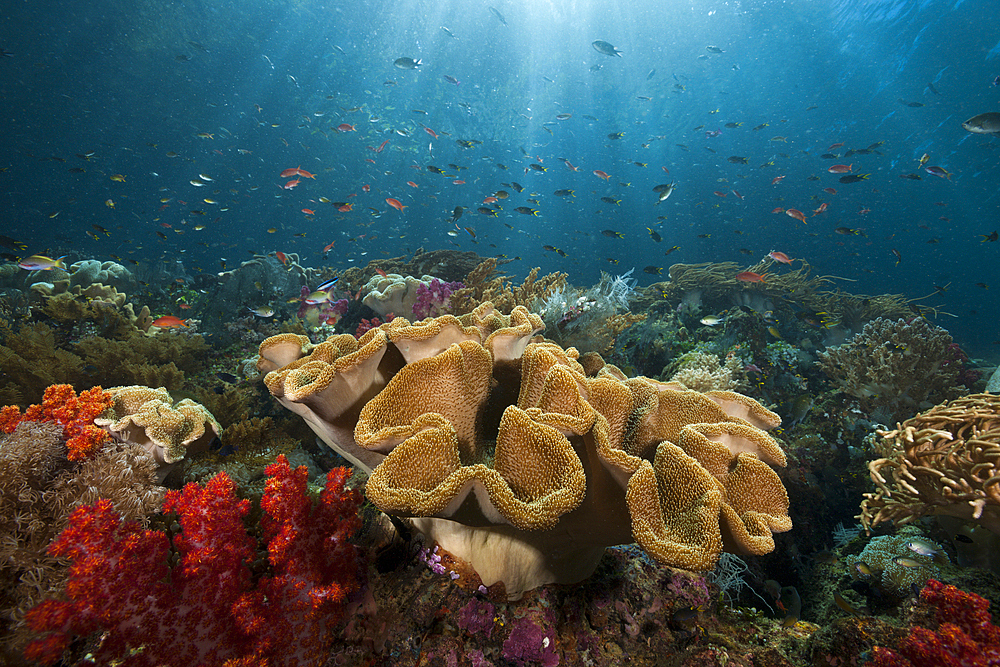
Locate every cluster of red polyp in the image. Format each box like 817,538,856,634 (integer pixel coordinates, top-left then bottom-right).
0,384,112,460
354,316,384,338
24,455,363,666
871,579,1000,667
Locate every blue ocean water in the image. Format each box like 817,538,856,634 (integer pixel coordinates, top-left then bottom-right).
1,0,997,355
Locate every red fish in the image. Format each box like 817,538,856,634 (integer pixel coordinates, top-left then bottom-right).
386,197,406,211
768,251,792,264
813,203,829,215
735,271,766,283
483,196,498,204
337,203,352,212
786,208,807,224
772,175,785,185
323,240,336,252
593,170,610,180
373,139,389,153
151,315,189,328
376,268,388,278
771,207,785,214
828,142,844,150
424,127,438,139
296,168,316,179
280,167,300,178
362,184,370,193
453,180,465,185
823,187,837,195
406,181,419,188
337,123,355,132
276,251,288,265
283,179,300,189
828,164,853,173
302,208,315,215
713,191,727,198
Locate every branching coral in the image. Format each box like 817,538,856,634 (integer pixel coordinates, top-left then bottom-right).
24,455,361,667
258,303,791,599
817,317,965,423
448,258,568,315
668,351,746,393
860,393,1000,537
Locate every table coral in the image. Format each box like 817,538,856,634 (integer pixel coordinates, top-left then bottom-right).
259,303,791,599
860,393,1000,537
24,455,362,667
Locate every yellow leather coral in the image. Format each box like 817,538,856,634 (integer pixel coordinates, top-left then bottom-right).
260,303,791,599
94,386,220,482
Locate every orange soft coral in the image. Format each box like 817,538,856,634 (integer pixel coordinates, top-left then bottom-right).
1,384,113,460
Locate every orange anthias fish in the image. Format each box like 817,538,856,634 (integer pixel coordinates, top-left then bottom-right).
337,123,356,132
386,197,406,211
735,271,766,283
302,208,315,215
406,181,419,188
337,203,353,212
771,207,785,214
785,208,807,224
362,184,370,193
151,315,190,328
768,251,793,264
296,168,316,179
284,179,300,190
771,175,785,185
280,167,300,178
322,240,336,252
376,268,388,278
275,251,288,265
424,127,438,139
812,202,828,215
827,164,853,174
593,170,611,180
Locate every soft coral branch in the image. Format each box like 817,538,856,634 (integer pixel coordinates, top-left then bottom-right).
25,456,362,666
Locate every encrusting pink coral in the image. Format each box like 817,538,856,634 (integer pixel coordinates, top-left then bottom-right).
1,384,113,460
24,455,362,666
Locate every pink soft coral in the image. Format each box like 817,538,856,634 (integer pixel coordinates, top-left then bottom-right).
25,456,362,666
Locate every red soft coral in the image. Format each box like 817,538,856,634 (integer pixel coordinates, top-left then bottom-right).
24,457,362,667
2,384,113,459
871,580,1000,667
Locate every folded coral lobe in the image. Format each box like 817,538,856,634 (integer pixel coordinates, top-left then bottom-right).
259,304,791,599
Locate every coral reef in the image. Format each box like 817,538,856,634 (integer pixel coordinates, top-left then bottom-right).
668,351,746,393
533,269,646,355
413,277,465,320
843,533,946,596
870,579,1000,667
361,273,435,318
1,384,113,460
182,416,300,486
24,455,362,667
817,317,966,423
447,257,568,315
860,393,1000,537
94,385,221,482
0,420,163,664
258,303,791,599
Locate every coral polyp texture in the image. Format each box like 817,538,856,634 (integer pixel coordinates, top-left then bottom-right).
93,385,221,481
861,393,1000,536
258,302,791,599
